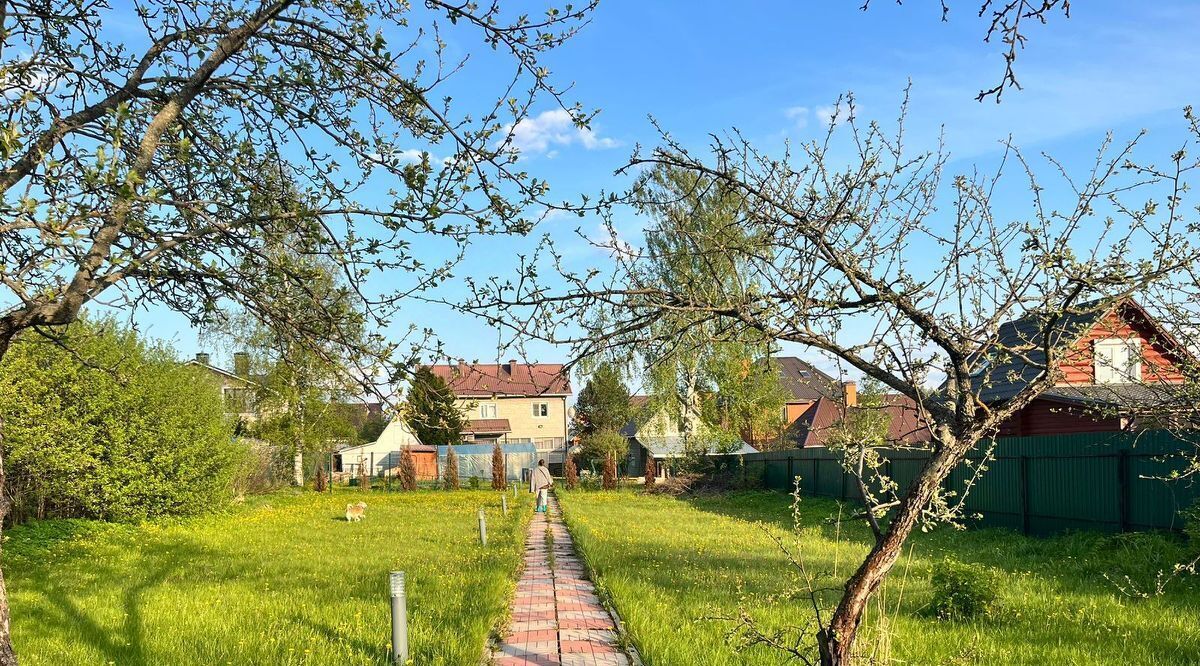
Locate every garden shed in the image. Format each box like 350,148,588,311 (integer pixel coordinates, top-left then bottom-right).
336,418,438,480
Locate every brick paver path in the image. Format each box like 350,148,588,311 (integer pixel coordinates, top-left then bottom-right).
491,494,630,666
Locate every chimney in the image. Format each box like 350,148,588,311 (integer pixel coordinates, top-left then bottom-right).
507,359,518,374
195,352,211,365
233,352,250,378
455,358,467,376
843,381,858,408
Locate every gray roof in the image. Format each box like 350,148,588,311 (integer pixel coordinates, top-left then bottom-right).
1040,383,1193,409
633,436,757,458
966,302,1113,403
769,357,840,402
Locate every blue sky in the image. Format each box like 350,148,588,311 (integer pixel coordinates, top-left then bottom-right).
140,1,1200,383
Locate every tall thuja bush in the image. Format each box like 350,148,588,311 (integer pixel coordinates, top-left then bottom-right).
398,447,418,491
443,445,460,490
0,319,242,523
491,442,507,490
564,456,579,490
602,452,617,490
644,451,657,486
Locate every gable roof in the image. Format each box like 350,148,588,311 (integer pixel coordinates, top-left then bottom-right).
428,361,571,397
769,356,840,402
967,298,1194,404
184,359,264,387
785,395,932,448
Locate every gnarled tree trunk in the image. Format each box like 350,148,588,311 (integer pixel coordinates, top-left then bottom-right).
818,440,964,665
0,334,18,664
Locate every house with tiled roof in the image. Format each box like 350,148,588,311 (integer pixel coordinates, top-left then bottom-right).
967,298,1196,436
768,356,843,425
428,359,572,466
784,392,932,448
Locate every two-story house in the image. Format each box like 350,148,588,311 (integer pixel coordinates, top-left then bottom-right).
186,352,262,423
429,360,572,466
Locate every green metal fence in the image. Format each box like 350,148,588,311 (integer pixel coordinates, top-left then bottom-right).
742,430,1200,536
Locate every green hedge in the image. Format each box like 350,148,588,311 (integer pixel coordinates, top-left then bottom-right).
0,319,244,522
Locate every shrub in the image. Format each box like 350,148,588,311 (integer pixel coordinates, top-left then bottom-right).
564,456,579,490
492,442,507,490
469,475,481,490
929,559,1001,622
0,319,244,523
397,447,417,491
602,452,617,490
443,445,460,490
644,452,657,487
231,439,287,497
580,429,629,467
313,461,328,492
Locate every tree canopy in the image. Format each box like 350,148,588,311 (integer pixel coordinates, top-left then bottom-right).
405,367,467,447
573,363,632,440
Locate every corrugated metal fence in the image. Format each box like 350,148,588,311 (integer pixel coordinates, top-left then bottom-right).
742,430,1199,536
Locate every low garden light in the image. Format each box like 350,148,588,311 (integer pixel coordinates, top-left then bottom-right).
389,571,408,664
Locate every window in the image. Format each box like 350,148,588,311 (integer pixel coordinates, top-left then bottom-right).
223,387,252,413
479,403,497,418
532,402,549,418
1094,338,1142,384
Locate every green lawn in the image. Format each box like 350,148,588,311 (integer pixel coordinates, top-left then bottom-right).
558,490,1200,665
5,488,530,665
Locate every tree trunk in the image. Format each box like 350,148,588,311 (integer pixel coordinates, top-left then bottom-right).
293,447,304,487
0,335,19,664
290,373,304,487
817,441,963,665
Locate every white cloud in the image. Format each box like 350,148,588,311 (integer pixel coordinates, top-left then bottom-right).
784,105,809,129
815,105,838,127
504,109,619,157
396,149,427,164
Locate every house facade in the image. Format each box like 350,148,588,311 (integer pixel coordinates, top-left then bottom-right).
186,352,261,423
979,299,1195,437
428,360,572,465
335,416,438,479
621,396,757,478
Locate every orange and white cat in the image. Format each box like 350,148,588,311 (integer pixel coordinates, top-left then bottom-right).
345,501,367,522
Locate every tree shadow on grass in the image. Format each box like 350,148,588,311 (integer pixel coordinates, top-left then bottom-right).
21,538,210,665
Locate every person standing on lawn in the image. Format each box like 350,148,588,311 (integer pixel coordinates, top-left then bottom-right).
530,459,553,513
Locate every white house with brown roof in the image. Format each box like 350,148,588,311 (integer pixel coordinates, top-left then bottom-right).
428,360,572,465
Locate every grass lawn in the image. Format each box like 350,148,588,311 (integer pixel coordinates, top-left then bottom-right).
558,489,1200,665
5,487,530,665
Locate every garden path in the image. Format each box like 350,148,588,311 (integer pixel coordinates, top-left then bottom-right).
490,493,630,666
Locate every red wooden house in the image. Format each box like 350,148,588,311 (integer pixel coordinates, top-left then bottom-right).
972,299,1195,436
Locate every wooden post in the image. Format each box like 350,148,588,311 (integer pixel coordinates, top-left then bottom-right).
1019,455,1030,535
328,452,334,494
1118,450,1131,532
